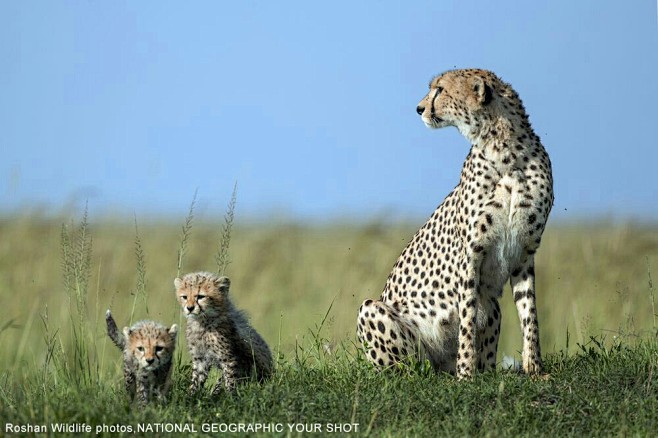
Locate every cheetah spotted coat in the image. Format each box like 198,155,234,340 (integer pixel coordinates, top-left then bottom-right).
357,69,553,379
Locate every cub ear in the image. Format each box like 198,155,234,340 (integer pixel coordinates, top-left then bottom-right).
168,324,178,340
472,76,492,106
214,276,231,294
122,327,131,339
174,277,183,291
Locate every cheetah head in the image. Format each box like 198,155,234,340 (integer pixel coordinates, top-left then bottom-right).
124,323,177,371
174,272,230,319
416,69,495,134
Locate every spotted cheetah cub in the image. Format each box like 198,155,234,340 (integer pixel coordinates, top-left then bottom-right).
105,310,178,405
174,272,273,395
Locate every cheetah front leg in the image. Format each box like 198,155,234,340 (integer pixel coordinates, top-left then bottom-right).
214,359,243,395
189,348,210,395
456,253,482,379
123,366,136,400
154,386,168,404
477,295,501,372
154,365,172,404
511,256,543,375
456,289,478,379
135,375,152,406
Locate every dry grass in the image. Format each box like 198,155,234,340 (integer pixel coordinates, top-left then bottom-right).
0,211,656,376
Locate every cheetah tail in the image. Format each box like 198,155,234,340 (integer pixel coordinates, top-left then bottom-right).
105,309,125,350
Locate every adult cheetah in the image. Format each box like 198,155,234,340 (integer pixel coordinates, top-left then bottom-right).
357,69,553,379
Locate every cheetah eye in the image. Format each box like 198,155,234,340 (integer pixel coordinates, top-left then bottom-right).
197,294,206,300
155,346,164,353
180,295,187,300
137,346,144,352
437,86,444,94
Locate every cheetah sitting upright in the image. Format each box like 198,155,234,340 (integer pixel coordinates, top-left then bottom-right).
105,310,178,404
357,69,553,379
174,272,273,395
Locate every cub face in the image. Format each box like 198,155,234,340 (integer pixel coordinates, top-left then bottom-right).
174,273,231,319
416,69,493,130
124,322,178,371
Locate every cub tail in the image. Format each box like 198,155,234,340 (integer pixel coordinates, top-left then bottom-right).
105,309,125,350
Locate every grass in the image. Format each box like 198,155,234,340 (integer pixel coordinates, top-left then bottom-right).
2,334,658,436
0,206,657,436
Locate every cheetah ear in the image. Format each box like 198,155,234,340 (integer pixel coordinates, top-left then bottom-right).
168,324,178,340
123,327,131,339
472,76,492,106
174,277,183,290
214,276,231,294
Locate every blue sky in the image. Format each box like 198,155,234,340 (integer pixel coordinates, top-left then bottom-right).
1,1,657,221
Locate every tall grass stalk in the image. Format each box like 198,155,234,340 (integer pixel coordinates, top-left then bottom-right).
215,182,237,276
40,305,61,383
173,191,198,378
130,216,148,322
176,190,197,278
59,206,94,386
648,258,655,331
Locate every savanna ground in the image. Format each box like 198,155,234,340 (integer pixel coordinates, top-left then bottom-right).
1,206,657,436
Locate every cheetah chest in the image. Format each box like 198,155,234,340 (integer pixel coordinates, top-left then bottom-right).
479,173,532,293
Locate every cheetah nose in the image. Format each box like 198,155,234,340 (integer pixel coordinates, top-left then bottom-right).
416,105,424,115
146,358,155,364
186,306,194,312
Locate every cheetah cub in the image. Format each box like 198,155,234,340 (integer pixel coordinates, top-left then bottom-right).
174,272,273,395
105,310,178,405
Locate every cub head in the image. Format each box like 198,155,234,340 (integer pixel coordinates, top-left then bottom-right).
123,321,178,371
416,68,496,133
174,272,231,319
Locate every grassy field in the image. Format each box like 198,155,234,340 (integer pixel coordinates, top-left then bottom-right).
1,209,657,436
